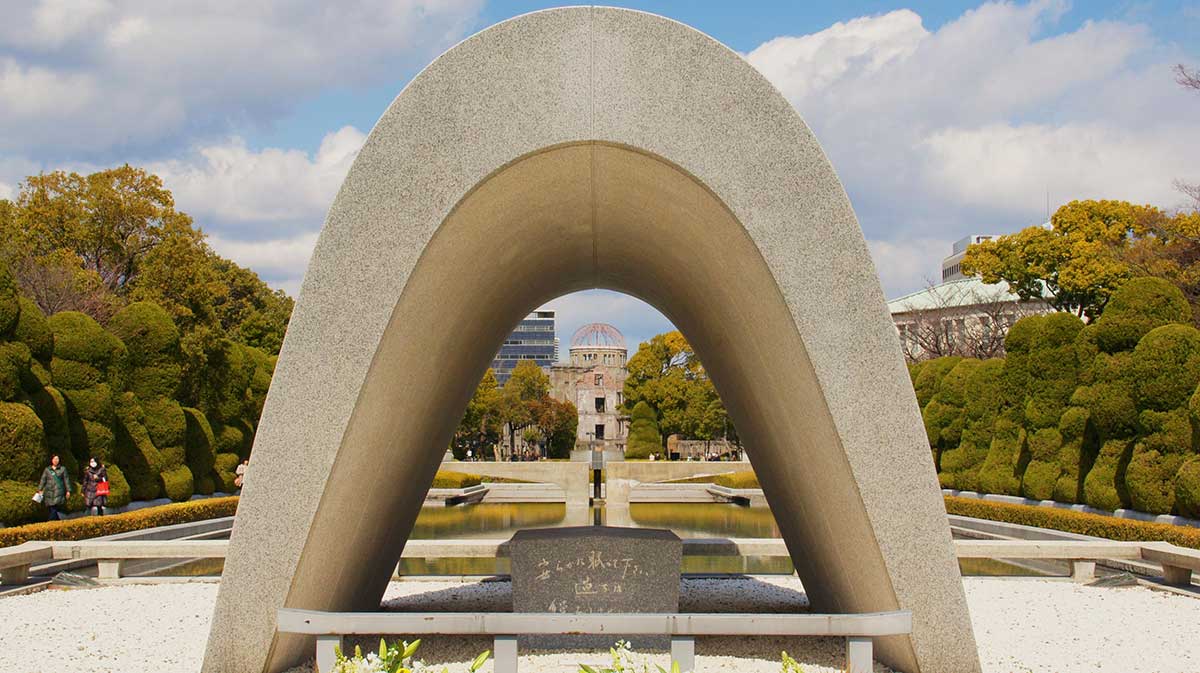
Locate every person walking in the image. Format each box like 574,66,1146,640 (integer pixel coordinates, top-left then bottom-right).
82,458,109,516
36,454,71,521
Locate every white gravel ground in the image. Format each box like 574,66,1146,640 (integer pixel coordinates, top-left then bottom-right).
0,578,1197,673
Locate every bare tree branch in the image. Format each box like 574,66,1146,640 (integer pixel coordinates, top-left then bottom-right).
895,281,1045,364
1176,63,1200,91
1176,179,1200,213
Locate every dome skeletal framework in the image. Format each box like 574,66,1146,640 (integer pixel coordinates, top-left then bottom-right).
569,322,626,350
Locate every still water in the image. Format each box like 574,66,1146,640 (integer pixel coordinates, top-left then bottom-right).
152,501,1039,577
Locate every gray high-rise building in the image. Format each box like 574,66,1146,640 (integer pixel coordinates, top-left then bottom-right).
491,310,558,384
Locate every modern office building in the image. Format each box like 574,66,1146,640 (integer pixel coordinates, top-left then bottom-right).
940,234,996,282
491,310,558,384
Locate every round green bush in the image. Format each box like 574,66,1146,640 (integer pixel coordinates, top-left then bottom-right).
49,357,104,390
1021,427,1064,501
47,311,127,370
0,341,30,402
1092,278,1191,354
14,297,52,363
1130,324,1200,412
194,473,216,496
63,384,115,424
127,364,182,400
159,445,185,470
1125,448,1184,515
0,262,18,338
977,417,1026,497
1052,406,1095,504
159,464,194,502
214,423,245,456
0,479,45,525
0,402,46,482
141,397,186,449
1071,383,1138,438
1175,457,1200,518
913,356,962,408
1083,438,1134,511
213,452,241,492
106,302,181,368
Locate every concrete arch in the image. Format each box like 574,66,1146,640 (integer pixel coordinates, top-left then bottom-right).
204,8,979,673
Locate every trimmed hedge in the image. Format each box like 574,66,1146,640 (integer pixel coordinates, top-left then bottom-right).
625,401,661,459
13,297,52,364
944,495,1200,550
0,496,239,548
0,262,18,338
0,401,46,482
430,470,483,489
1090,277,1192,354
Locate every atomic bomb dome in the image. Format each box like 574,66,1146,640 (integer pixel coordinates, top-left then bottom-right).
570,323,626,350
569,323,627,366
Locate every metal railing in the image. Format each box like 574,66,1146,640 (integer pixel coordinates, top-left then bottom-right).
275,607,913,673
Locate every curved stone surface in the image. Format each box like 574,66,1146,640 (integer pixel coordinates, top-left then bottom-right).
204,8,979,673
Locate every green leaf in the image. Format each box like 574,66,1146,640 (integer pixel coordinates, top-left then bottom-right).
470,649,492,671
402,638,421,659
580,665,600,673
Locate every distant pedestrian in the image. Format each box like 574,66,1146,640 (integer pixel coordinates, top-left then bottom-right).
82,458,109,516
234,458,248,489
36,454,71,521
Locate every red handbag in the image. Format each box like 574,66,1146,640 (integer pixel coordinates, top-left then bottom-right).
95,480,110,496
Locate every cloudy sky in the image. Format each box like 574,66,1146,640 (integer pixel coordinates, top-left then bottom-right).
2,1,1198,357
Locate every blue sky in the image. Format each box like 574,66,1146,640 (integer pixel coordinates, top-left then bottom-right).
1,1,1198,356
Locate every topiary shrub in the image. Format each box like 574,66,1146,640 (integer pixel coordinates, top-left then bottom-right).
430,470,483,489
1083,438,1134,511
113,393,164,501
938,359,1005,491
1129,324,1200,412
103,463,131,509
28,385,72,465
1125,408,1193,514
0,341,30,401
0,262,18,338
924,358,979,472
1176,457,1200,518
625,401,661,459
141,396,186,449
0,402,46,482
977,417,1027,496
47,311,127,379
1021,427,1063,501
183,407,216,488
1071,382,1138,439
213,454,240,492
159,464,194,502
1053,406,1096,503
913,356,961,408
107,302,181,366
14,297,52,365
1091,277,1191,354
0,479,45,526
0,496,238,547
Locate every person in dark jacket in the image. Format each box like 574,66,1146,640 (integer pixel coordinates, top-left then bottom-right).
82,458,108,516
36,454,71,521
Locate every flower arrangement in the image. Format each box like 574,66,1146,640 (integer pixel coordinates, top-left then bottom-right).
330,638,490,673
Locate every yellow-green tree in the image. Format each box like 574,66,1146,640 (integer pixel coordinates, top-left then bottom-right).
963,200,1157,320
622,330,728,442
500,360,550,459
452,369,503,459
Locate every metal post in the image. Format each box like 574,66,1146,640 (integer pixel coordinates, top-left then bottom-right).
315,635,343,673
846,636,873,673
670,636,695,672
494,635,518,673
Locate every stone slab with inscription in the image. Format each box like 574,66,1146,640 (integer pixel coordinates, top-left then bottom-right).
510,526,682,615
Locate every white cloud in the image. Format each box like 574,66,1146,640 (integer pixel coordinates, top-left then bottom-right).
0,0,482,154
745,1,1199,296
151,126,366,231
